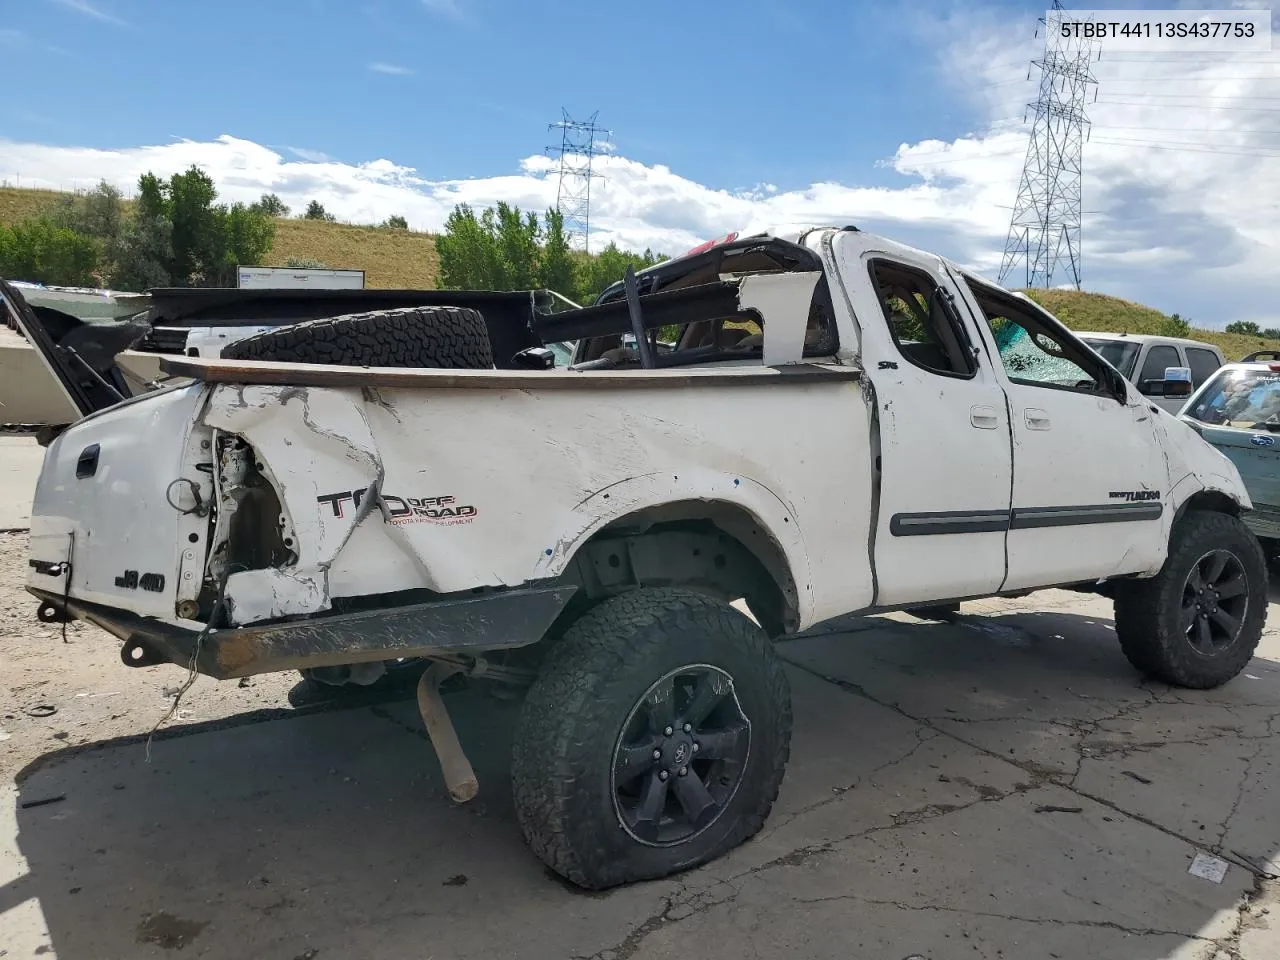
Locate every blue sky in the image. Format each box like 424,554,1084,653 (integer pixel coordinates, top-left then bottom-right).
2,0,1280,329
4,0,992,190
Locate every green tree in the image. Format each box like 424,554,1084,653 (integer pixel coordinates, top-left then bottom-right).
537,208,574,295
1262,328,1280,341
303,200,336,222
160,166,221,284
218,202,276,285
109,214,173,291
494,202,541,289
436,203,501,290
435,200,666,302
573,242,664,305
382,214,408,229
251,193,290,217
137,172,168,220
48,180,123,241
1162,312,1190,337
119,166,274,287
0,219,100,286
1226,320,1261,336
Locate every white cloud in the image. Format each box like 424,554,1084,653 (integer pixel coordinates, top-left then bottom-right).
287,146,335,163
419,0,462,19
0,134,998,258
49,0,130,27
369,62,414,76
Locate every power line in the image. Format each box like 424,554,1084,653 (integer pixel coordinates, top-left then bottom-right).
1090,137,1280,159
998,1,1097,291
1098,77,1280,82
1093,126,1280,139
1098,54,1280,63
546,110,610,254
1097,98,1280,112
1098,92,1280,101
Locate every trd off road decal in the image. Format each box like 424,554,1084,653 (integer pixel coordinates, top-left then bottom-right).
1108,490,1161,502
317,490,478,526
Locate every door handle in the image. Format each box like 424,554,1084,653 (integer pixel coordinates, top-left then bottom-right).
1024,408,1051,430
970,405,1000,429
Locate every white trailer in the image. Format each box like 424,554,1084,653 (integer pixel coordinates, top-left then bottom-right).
236,266,364,290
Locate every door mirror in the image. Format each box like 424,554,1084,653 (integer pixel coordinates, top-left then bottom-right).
511,346,555,370
1163,366,1193,398
1139,366,1193,397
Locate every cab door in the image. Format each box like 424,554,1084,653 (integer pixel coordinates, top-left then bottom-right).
829,232,1013,608
956,275,1169,590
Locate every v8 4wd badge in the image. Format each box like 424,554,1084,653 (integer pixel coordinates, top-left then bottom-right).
317,490,479,526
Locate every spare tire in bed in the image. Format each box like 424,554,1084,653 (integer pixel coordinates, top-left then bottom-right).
219,305,494,368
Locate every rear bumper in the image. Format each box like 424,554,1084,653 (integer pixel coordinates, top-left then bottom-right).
28,582,578,680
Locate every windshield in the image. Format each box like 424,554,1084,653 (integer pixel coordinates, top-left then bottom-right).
1081,338,1140,379
1183,368,1280,430
547,340,576,365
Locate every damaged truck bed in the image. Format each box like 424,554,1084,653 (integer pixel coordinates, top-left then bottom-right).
20,226,1269,890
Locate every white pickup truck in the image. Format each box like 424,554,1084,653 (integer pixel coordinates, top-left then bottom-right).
13,226,1267,890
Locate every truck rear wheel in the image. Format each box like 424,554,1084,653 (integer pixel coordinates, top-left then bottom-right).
1113,511,1266,689
511,588,792,890
219,305,494,368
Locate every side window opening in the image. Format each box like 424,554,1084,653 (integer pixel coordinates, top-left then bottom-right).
867,259,975,378
574,273,837,367
965,281,1108,394
1185,347,1222,389
1138,345,1182,387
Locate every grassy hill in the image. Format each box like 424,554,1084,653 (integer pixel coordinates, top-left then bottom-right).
1024,289,1277,362
0,186,64,225
1,185,1274,358
267,218,438,288
0,185,440,288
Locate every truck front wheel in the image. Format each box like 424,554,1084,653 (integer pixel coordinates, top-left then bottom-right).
1113,511,1267,689
511,588,792,890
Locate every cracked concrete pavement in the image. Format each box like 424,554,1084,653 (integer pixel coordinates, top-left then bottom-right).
1,438,1278,959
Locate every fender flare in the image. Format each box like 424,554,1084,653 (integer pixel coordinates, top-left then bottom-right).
528,469,814,625
1168,470,1249,529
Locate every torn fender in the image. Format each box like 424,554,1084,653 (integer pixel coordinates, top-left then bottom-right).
203,384,395,624
528,469,821,628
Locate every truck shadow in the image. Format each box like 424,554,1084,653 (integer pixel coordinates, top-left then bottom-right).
6,600,1277,959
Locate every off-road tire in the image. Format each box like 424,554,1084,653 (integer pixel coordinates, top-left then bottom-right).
511,588,792,890
219,306,494,368
1113,510,1266,688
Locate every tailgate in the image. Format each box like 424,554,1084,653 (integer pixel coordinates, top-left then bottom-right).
26,384,213,618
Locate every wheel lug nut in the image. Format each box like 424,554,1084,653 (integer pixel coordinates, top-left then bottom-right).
692,742,700,752
663,726,673,736
678,767,688,777
658,770,668,781
652,749,662,760
683,723,692,733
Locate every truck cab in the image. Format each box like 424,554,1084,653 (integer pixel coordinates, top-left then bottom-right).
1077,332,1226,415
